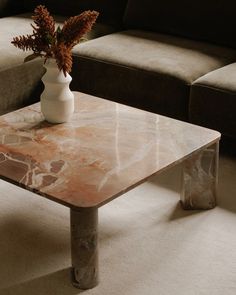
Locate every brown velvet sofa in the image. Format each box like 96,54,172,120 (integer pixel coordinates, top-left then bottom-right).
1,0,236,142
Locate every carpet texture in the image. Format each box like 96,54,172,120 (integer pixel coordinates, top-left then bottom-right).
0,154,235,295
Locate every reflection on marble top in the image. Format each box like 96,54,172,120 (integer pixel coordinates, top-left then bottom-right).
0,92,220,208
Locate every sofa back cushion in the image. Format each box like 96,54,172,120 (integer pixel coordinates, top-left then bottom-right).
24,0,128,27
0,0,25,16
124,0,236,48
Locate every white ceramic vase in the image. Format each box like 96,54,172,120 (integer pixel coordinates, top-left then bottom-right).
40,58,74,123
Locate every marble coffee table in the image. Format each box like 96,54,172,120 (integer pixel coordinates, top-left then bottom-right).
0,92,220,289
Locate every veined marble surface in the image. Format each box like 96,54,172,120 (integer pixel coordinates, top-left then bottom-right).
0,92,220,208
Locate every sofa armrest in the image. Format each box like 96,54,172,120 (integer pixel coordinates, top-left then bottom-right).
0,0,26,17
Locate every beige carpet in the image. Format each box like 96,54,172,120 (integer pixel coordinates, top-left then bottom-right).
0,154,236,295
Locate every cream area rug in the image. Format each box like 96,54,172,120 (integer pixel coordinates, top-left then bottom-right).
0,154,235,295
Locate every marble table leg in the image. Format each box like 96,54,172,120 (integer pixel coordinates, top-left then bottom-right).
181,141,219,210
70,207,98,289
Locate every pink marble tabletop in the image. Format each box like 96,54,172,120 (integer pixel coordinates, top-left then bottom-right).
0,92,220,208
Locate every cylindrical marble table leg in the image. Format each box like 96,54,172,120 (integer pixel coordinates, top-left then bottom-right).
70,207,98,289
181,141,219,210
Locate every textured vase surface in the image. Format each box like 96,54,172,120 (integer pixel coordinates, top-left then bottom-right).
40,58,74,123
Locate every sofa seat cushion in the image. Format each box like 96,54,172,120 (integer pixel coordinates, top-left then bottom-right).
72,30,236,120
190,63,236,138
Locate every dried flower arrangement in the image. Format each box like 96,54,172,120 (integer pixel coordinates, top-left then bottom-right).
12,5,99,75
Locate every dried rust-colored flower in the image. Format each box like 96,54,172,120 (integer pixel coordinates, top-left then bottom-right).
31,5,56,56
12,35,35,51
12,5,55,56
32,5,55,38
11,5,99,75
53,43,73,75
61,10,99,48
